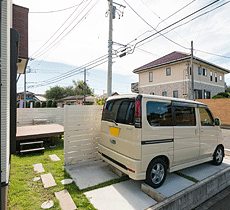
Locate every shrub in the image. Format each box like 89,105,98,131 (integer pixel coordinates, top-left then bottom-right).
29,100,35,108
52,100,57,107
35,101,41,108
26,101,30,108
212,95,226,99
41,101,46,108
47,100,52,107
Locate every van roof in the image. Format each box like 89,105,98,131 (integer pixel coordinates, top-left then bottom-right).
107,93,205,105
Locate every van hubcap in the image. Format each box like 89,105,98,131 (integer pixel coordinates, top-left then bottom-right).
216,148,223,163
151,163,164,184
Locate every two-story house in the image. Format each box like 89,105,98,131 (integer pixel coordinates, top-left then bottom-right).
133,51,230,99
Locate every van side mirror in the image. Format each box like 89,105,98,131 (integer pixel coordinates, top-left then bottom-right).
215,118,221,126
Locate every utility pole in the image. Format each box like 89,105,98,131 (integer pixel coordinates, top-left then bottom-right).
107,0,125,97
191,41,194,100
0,0,2,204
107,0,113,97
83,68,86,105
24,71,26,108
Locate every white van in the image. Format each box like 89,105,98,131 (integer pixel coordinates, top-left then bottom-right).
98,94,224,188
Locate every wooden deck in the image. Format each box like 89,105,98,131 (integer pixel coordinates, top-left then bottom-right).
16,124,64,141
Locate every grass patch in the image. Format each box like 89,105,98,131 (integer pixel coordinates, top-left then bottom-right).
8,137,99,210
174,171,199,183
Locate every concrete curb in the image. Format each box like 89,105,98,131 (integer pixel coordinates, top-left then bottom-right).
141,183,166,202
225,149,230,156
146,167,230,210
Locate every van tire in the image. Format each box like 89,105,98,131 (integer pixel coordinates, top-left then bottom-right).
145,158,167,189
212,146,224,166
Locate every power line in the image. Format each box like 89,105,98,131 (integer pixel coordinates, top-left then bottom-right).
127,0,222,53
30,0,86,57
137,1,230,49
33,0,95,58
124,0,189,50
28,59,108,88
27,54,108,88
29,1,89,13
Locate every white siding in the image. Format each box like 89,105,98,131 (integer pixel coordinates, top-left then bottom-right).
1,0,12,184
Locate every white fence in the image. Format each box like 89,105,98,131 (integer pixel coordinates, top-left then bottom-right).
17,108,64,127
64,105,103,165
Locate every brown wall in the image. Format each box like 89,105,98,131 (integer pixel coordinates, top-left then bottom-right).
196,99,230,125
13,4,29,58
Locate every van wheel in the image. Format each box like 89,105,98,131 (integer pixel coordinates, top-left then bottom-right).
212,146,224,166
145,158,167,189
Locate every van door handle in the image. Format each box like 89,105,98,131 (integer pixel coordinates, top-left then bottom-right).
126,127,132,130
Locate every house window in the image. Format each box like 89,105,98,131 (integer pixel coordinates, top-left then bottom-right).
220,75,223,81
198,66,202,75
166,67,171,76
215,72,217,82
173,90,178,98
194,89,202,99
150,92,154,95
162,91,167,96
149,72,153,82
210,71,212,81
204,90,211,99
203,68,207,76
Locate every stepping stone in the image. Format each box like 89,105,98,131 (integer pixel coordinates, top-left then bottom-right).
33,177,41,182
41,173,57,188
33,163,45,173
49,154,61,161
55,189,77,210
41,200,54,209
61,179,73,185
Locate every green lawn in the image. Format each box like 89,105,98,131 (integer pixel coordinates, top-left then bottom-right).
8,137,96,210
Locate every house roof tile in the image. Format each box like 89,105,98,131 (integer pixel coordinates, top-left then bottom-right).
133,51,230,73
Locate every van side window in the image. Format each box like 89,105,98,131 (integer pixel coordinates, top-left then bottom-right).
117,101,135,125
199,107,214,126
147,102,173,126
175,106,196,126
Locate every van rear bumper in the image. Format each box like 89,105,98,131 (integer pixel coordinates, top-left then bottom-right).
98,143,145,180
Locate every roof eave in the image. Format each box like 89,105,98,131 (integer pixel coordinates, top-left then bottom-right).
133,56,190,73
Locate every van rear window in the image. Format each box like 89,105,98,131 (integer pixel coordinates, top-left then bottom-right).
102,99,135,125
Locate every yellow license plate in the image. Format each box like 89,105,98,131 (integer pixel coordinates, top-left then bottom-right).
110,127,120,137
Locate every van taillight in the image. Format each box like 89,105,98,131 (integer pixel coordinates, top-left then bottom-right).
102,102,106,114
135,95,142,128
135,101,141,118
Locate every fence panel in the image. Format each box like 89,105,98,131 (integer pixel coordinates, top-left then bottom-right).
64,105,103,165
17,108,64,126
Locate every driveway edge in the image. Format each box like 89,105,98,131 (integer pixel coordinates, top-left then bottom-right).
146,167,230,210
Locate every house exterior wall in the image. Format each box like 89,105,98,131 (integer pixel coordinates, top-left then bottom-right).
12,4,28,58
1,0,12,209
137,59,226,99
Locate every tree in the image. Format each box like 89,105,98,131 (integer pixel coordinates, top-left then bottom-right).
45,86,64,100
63,86,75,97
52,100,57,107
35,101,41,108
212,92,230,99
95,96,105,105
41,101,46,108
72,80,94,96
47,100,53,107
226,86,230,93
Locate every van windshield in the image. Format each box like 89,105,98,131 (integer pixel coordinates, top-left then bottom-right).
102,99,135,125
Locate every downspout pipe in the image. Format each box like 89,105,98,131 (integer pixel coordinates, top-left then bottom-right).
0,0,2,203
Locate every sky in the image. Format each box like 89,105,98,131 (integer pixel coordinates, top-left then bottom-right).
14,0,230,96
